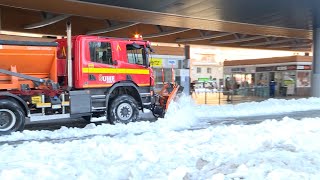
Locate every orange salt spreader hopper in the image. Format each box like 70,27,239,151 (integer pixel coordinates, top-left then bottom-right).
0,42,57,90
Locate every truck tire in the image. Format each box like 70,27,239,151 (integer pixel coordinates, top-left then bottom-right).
82,115,92,122
108,95,139,124
0,99,25,134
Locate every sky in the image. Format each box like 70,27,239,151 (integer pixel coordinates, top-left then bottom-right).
0,96,320,180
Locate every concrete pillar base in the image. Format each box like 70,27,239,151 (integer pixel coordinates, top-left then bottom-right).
311,74,320,97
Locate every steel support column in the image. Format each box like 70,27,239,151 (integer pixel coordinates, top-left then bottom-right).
182,45,190,95
312,27,320,97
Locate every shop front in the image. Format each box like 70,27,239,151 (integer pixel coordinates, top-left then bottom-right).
223,56,312,97
256,65,312,96
222,66,257,96
223,66,255,87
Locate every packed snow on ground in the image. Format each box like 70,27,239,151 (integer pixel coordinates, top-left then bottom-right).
1,96,320,179
191,96,320,118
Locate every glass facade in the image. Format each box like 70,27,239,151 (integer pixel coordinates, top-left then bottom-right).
224,65,312,97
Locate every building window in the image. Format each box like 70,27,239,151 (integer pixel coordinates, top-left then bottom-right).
207,67,212,73
197,67,201,73
89,42,113,65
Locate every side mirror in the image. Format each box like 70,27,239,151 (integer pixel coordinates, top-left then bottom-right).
132,43,141,49
113,60,118,66
149,47,155,53
146,44,155,53
142,48,149,67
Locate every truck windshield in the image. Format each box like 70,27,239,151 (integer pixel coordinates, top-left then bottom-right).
126,44,147,66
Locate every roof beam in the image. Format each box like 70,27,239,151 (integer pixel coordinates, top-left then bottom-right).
199,30,206,37
239,34,247,38
241,38,295,47
156,25,164,32
290,47,311,51
0,8,2,30
105,20,112,27
144,28,191,39
210,35,265,45
267,43,312,48
86,22,139,35
24,14,70,29
0,0,311,39
176,32,233,43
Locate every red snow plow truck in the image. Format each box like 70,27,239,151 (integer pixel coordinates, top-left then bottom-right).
0,23,182,134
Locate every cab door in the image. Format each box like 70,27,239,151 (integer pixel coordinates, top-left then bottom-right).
85,40,117,88
119,42,150,87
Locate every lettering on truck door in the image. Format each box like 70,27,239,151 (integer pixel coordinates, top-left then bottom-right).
86,41,116,88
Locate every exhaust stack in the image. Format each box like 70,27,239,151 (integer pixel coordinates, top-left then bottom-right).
67,21,72,88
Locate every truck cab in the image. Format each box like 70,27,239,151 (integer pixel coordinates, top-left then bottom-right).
56,35,154,89
55,35,155,122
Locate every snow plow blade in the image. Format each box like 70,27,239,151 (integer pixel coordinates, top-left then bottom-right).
165,85,182,110
151,83,184,118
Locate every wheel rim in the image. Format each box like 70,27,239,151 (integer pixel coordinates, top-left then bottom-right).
0,109,16,131
117,102,133,122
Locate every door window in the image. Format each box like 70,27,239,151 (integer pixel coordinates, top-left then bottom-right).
89,42,113,65
126,44,146,66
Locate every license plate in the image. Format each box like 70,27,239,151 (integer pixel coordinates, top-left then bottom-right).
52,104,62,109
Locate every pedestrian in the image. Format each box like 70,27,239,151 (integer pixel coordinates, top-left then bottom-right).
269,80,276,97
225,77,232,101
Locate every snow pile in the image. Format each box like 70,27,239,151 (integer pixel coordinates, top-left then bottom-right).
159,94,198,130
195,97,320,118
1,117,320,179
189,117,320,179
170,96,320,118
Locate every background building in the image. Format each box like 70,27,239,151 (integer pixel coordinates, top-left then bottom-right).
190,45,305,89
149,43,188,92
223,55,312,97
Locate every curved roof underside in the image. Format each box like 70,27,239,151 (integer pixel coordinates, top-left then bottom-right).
0,0,318,51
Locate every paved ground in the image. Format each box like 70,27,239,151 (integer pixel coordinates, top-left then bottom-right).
23,109,320,132
21,94,317,132
24,111,156,131
206,109,320,126
0,108,317,146
22,91,308,130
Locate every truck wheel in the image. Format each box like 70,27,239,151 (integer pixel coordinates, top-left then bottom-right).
82,115,92,122
0,99,25,134
108,95,139,124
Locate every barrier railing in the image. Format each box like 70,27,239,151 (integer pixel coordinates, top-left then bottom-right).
191,86,271,105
